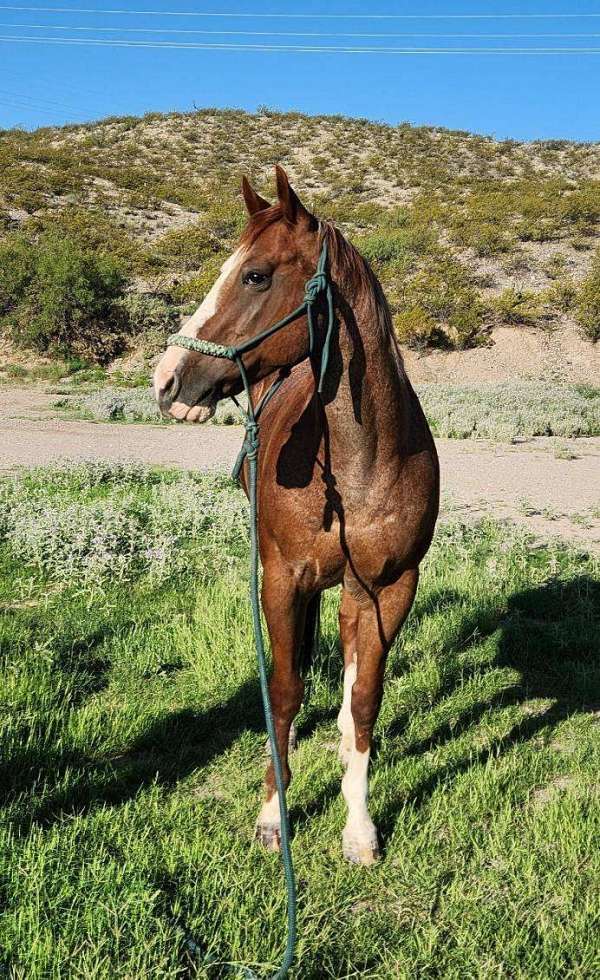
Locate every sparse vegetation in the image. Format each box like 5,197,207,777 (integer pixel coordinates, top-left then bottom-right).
59,380,600,441
418,382,600,440
65,385,243,425
575,251,600,342
2,109,600,363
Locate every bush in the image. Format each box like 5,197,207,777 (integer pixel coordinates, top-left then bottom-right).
450,219,513,257
151,222,222,272
357,226,434,265
546,278,578,313
575,252,600,342
397,254,486,350
25,208,144,270
492,288,545,327
1,231,129,362
394,307,447,350
115,292,181,356
0,233,35,312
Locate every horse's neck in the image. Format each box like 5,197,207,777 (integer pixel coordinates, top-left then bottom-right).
322,288,408,479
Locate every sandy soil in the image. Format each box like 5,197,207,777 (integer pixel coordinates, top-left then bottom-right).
404,323,600,385
2,386,598,552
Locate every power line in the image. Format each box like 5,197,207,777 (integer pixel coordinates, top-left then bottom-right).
3,22,600,38
2,33,600,52
2,6,600,19
0,84,86,111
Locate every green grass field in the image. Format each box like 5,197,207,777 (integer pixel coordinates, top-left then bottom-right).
1,464,599,978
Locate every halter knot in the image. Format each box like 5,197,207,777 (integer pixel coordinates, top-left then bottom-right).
243,419,260,461
303,271,327,305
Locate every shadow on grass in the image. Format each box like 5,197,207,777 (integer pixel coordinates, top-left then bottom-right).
4,574,599,844
5,673,268,829
376,573,600,840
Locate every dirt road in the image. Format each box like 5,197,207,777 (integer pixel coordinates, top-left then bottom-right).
2,387,598,550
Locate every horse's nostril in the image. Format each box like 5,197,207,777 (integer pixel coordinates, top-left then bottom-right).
159,371,181,406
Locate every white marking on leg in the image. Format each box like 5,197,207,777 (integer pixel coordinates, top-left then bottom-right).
255,791,282,851
341,744,378,865
257,791,280,827
337,660,356,765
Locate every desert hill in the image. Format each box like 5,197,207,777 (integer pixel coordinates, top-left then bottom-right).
1,107,599,383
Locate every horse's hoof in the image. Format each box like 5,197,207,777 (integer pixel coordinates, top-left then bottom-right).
255,823,281,853
342,830,380,866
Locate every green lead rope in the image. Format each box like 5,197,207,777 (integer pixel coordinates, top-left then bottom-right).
166,238,335,979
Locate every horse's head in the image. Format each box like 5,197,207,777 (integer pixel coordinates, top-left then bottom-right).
154,166,320,422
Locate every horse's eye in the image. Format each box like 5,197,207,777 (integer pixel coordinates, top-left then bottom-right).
243,271,270,287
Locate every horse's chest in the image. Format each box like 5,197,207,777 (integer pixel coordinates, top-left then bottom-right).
264,495,411,592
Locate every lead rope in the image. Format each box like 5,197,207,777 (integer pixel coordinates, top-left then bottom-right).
166,238,334,979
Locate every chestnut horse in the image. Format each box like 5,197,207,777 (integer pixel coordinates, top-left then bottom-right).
154,167,439,865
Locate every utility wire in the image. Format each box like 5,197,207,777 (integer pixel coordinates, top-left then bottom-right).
2,22,600,38
2,6,600,19
0,84,87,111
2,33,600,52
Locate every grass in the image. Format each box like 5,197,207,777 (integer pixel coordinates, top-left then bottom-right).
1,462,599,978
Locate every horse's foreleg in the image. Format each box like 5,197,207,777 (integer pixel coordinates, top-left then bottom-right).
255,564,308,852
337,589,360,766
342,567,419,866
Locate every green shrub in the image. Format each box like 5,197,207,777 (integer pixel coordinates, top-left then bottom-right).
450,218,513,256
394,307,447,350
575,252,600,341
151,222,220,272
25,208,144,270
357,226,434,265
546,278,578,313
0,233,35,312
2,231,129,362
397,254,486,350
492,288,545,327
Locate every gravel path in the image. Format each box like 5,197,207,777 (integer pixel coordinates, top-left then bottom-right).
2,386,599,550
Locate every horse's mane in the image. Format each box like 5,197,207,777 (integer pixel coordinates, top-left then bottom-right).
320,220,405,372
240,206,405,371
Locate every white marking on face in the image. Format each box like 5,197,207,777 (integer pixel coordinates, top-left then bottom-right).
152,247,246,400
180,247,245,339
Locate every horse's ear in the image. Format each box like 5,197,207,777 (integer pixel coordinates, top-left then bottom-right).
241,176,271,215
275,165,316,228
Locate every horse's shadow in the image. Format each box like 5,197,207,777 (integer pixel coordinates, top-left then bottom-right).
5,673,267,830
374,572,600,839
6,574,599,844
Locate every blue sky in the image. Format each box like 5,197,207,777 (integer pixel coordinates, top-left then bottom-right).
0,1,599,139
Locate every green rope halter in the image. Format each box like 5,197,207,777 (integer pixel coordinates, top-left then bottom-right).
166,237,335,980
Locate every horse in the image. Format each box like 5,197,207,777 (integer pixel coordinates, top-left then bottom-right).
153,166,439,865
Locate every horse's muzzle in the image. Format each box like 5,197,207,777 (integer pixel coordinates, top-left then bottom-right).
155,367,217,423
156,367,181,416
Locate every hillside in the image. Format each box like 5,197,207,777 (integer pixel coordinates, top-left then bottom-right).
1,107,600,383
